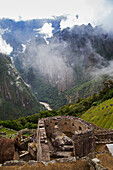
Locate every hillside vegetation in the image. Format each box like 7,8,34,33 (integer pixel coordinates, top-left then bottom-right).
81,98,113,129
1,79,113,130
0,53,40,120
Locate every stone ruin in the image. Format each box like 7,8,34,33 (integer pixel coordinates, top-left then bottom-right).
1,116,113,168
37,116,96,162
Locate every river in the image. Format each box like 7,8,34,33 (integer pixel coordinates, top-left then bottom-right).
39,102,52,111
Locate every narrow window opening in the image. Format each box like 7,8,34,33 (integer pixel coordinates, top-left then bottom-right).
79,126,82,130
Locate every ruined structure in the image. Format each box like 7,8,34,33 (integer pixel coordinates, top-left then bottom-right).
37,116,96,162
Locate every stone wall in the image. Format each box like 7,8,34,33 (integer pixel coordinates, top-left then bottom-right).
44,116,92,134
72,131,95,158
37,116,95,161
95,130,113,144
37,119,50,162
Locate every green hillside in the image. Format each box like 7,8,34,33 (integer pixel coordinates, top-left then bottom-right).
0,53,40,120
81,98,113,129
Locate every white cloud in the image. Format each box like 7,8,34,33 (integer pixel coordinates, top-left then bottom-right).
34,23,54,38
91,61,113,78
21,44,26,53
0,35,13,55
60,0,113,29
0,0,113,31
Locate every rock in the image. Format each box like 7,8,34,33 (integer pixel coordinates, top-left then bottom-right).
28,142,37,159
3,160,26,166
92,158,100,163
19,128,36,135
42,161,49,166
28,160,37,166
20,151,29,158
55,157,76,163
0,138,15,163
0,132,7,135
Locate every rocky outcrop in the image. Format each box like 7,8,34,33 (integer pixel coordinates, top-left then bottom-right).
0,138,15,163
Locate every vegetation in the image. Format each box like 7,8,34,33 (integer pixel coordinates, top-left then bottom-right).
0,53,40,120
81,98,113,129
0,127,17,138
1,79,113,130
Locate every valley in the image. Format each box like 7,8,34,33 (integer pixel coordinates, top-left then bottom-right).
0,0,113,169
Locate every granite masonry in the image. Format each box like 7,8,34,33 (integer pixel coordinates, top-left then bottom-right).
37,116,96,162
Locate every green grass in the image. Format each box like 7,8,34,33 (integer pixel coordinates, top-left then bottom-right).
81,98,113,129
0,127,17,138
23,133,31,137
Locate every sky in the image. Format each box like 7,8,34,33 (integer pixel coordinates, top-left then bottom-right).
0,0,113,55
0,0,113,27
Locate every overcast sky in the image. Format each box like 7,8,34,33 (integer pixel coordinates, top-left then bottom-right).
0,0,113,30
0,0,112,21
0,0,113,55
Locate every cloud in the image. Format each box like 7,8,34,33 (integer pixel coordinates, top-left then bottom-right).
0,35,13,55
23,39,74,91
91,60,113,78
34,23,54,38
60,0,113,30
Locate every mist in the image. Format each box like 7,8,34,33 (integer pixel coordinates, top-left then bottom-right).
0,35,13,55
23,38,74,91
91,60,113,79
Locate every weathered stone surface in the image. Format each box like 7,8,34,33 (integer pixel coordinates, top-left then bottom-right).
0,138,15,163
95,130,113,144
37,116,95,162
19,128,36,135
28,160,37,166
91,158,108,170
3,160,26,166
28,142,37,159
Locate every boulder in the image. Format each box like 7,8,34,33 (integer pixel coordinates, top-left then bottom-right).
0,137,15,163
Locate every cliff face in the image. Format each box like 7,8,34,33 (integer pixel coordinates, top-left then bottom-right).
22,25,113,92
0,53,40,120
13,24,113,109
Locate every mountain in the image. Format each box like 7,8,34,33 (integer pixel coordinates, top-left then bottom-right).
1,19,113,110
0,17,65,57
17,24,113,109
0,53,40,120
1,79,113,131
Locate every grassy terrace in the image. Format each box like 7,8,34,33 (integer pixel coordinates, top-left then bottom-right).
0,127,17,138
81,98,113,129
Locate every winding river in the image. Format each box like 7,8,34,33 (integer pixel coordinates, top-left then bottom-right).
39,102,52,111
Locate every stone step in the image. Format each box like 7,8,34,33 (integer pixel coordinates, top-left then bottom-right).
51,151,73,158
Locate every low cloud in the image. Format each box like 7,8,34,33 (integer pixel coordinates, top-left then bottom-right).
0,35,13,55
34,23,54,38
23,39,74,91
91,61,113,78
